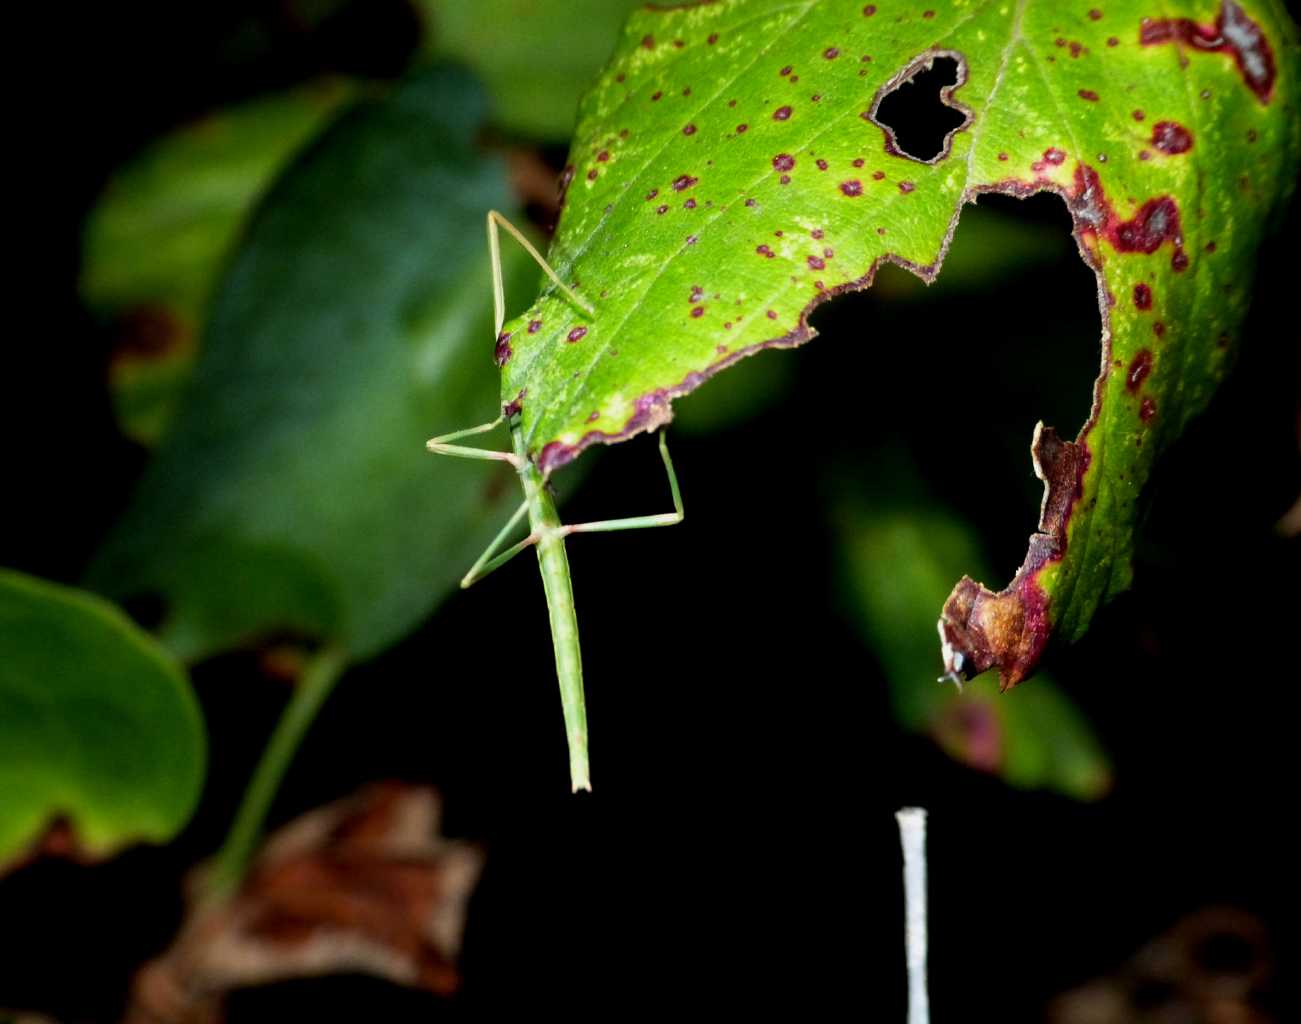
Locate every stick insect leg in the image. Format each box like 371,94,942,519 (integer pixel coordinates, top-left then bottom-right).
461,497,537,588
426,416,521,466
562,432,685,536
487,210,595,327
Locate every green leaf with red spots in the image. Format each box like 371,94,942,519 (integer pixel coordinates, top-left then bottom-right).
499,0,1301,687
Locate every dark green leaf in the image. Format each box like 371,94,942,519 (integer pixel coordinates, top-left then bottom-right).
0,569,206,867
89,66,534,661
81,80,355,444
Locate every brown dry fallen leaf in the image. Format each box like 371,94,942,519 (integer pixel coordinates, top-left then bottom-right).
127,782,483,1024
1049,907,1275,1024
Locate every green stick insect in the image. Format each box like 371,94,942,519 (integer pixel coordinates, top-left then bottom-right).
426,211,685,792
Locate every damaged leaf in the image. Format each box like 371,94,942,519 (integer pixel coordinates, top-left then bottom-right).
0,569,205,870
499,0,1301,685
87,66,536,661
835,452,1110,800
127,783,482,1022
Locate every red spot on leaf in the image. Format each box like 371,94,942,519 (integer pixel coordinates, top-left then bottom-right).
1126,349,1153,392
773,105,792,120
824,47,840,59
808,255,826,270
1151,121,1193,154
1140,2,1276,103
756,244,775,258
1139,397,1157,422
683,123,697,136
494,333,512,367
840,180,863,196
567,326,588,343
1078,89,1100,101
528,319,542,334
898,181,915,193
773,153,795,171
1072,165,1188,272
690,306,705,318
1133,283,1152,310
672,175,698,191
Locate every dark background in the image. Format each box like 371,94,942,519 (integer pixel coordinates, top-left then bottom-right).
4,2,1299,1020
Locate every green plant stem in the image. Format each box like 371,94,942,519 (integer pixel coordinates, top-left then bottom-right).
207,644,349,897
513,425,590,792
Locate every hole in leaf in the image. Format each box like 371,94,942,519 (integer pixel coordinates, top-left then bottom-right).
872,55,968,162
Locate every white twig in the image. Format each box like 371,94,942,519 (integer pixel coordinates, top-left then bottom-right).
896,807,930,1024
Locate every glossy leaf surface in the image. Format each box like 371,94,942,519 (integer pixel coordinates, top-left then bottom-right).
500,0,1300,684
88,67,532,661
0,570,205,868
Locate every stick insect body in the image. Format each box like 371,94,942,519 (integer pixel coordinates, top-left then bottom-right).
426,211,685,792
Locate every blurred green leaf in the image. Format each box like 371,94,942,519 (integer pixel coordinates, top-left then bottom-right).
417,0,645,138
0,569,206,868
88,65,535,662
834,452,1110,801
81,79,356,443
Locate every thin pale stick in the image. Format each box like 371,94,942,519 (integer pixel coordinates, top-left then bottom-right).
563,433,685,535
896,807,930,1024
487,210,595,328
427,416,505,445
